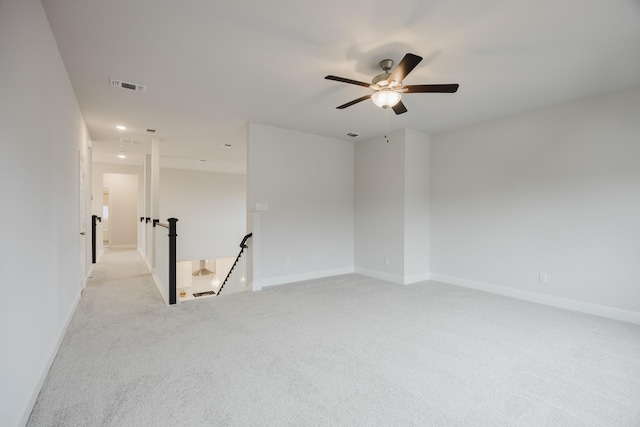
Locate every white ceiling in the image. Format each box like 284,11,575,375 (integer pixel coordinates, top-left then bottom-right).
41,0,640,174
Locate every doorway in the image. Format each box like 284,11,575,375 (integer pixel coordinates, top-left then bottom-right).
102,188,110,246
102,173,139,249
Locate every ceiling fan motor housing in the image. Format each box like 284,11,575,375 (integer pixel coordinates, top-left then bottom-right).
372,72,392,86
372,59,395,86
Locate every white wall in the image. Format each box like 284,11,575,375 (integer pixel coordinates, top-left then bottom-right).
354,129,431,284
355,130,406,280
430,86,640,315
403,129,431,280
0,1,91,425
103,173,139,247
248,123,354,287
159,168,246,261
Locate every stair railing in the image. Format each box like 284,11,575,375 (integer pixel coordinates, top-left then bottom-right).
216,233,252,296
153,218,178,305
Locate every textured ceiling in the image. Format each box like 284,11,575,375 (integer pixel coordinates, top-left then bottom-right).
41,0,640,173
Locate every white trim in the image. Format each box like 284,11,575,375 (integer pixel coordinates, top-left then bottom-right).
151,272,170,305
108,244,137,249
18,292,81,427
260,267,355,288
354,267,405,285
403,272,431,285
430,273,640,325
350,269,430,285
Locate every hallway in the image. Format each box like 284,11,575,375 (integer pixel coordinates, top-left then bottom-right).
27,249,176,425
27,248,269,425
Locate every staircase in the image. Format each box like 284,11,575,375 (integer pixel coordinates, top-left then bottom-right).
217,233,252,295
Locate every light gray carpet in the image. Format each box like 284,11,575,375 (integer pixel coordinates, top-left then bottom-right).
28,249,640,426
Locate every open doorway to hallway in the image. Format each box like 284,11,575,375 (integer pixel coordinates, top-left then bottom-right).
102,173,139,249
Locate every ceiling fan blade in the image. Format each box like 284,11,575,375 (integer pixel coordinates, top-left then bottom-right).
388,53,423,85
336,95,372,109
325,75,371,88
392,101,408,115
404,84,459,93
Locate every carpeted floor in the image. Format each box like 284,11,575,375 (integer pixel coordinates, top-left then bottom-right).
27,249,640,426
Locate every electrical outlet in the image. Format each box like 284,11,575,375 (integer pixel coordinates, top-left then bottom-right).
539,272,548,283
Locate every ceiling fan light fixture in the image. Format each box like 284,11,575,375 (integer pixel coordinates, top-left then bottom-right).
325,53,458,115
372,90,402,108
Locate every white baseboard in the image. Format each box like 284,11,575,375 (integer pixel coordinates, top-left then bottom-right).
108,244,136,249
403,272,431,285
354,267,405,284
430,273,640,325
18,291,81,427
259,267,355,289
354,268,430,285
151,272,170,306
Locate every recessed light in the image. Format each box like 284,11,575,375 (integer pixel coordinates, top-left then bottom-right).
118,154,126,159
116,125,127,130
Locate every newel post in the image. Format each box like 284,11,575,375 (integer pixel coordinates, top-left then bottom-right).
168,218,178,305
91,215,101,264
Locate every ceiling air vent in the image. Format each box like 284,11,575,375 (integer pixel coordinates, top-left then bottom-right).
120,138,143,145
145,129,157,134
346,132,360,138
110,78,147,93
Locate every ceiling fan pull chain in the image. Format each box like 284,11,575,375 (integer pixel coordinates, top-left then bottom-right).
384,107,390,143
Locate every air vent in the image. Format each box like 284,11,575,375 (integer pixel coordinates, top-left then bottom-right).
347,132,360,138
120,138,143,145
110,78,147,93
145,129,157,134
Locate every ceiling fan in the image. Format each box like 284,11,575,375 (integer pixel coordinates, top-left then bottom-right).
325,53,459,115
